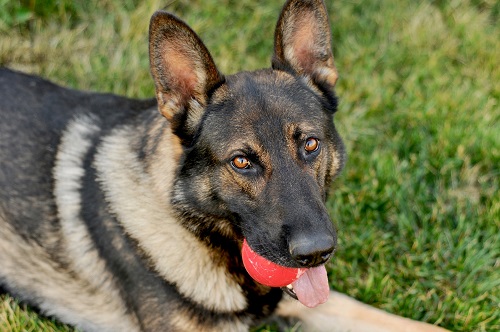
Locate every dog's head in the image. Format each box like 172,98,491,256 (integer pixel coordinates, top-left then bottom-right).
149,0,345,269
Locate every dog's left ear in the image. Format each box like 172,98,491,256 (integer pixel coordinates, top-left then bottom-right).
273,0,338,88
149,11,224,142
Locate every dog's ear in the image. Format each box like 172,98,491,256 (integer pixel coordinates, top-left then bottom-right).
149,11,224,142
272,0,338,89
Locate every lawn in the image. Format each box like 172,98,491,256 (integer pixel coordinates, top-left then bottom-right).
1,0,498,331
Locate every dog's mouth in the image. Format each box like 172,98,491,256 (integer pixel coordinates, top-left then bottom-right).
241,240,330,307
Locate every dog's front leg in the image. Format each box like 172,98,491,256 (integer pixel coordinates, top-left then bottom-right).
276,291,448,332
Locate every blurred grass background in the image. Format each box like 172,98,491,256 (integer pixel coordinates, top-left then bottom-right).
0,0,498,331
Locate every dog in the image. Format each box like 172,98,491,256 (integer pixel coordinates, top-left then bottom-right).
0,0,447,331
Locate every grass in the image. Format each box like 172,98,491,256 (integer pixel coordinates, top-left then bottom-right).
1,0,498,331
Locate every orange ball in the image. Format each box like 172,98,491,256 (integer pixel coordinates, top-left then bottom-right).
241,239,306,287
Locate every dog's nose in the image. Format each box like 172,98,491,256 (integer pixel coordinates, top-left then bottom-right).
289,235,336,267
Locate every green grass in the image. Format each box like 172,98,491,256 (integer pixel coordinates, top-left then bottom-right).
1,0,498,331
0,296,73,332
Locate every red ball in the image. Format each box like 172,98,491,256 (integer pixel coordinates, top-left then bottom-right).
241,239,306,287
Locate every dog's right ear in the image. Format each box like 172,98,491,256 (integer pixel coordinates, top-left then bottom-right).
149,11,224,142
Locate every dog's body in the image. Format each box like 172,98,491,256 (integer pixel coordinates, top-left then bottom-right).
0,1,446,331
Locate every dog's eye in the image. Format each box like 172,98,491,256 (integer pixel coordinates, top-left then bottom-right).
231,156,251,169
304,137,320,153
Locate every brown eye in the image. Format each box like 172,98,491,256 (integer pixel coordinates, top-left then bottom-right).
232,156,251,169
304,137,320,153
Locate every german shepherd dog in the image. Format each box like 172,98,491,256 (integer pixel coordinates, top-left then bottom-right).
0,0,447,331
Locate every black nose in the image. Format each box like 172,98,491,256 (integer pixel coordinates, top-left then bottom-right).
289,235,336,267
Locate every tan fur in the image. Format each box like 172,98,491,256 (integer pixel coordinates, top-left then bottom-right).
171,310,247,332
54,115,115,295
278,291,448,332
0,218,140,332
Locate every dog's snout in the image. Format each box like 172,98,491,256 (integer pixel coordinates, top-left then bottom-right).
289,236,336,268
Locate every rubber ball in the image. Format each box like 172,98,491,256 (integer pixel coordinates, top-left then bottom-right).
241,239,306,287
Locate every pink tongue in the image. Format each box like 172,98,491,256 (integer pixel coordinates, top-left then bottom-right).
291,265,329,308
